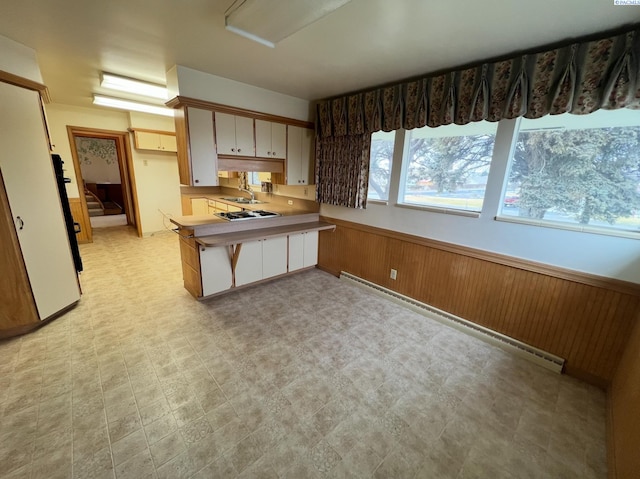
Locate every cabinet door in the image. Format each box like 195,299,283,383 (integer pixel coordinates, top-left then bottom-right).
200,246,233,296
235,240,263,286
191,198,209,216
188,108,218,186
234,116,254,156
0,83,80,320
271,122,286,159
303,231,319,267
255,120,272,157
286,125,303,185
288,233,305,272
135,131,160,150
214,112,237,155
262,236,287,279
159,134,177,152
300,127,314,185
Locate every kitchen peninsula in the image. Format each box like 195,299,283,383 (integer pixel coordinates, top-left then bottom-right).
171,193,334,299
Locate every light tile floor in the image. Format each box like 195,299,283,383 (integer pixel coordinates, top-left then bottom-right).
0,226,607,478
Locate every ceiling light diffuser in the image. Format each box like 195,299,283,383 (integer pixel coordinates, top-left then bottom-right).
93,95,174,117
100,73,168,100
225,0,352,47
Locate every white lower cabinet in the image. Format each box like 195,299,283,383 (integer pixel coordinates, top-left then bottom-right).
262,237,288,279
235,240,263,286
200,246,233,296
288,231,319,272
235,236,288,287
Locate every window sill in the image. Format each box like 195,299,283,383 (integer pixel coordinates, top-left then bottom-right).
395,203,480,218
366,199,389,206
495,215,640,240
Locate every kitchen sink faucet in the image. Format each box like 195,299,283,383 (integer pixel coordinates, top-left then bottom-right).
238,185,255,202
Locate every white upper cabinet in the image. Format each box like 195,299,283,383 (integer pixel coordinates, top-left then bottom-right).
255,120,286,159
215,112,255,156
187,108,218,186
285,125,314,185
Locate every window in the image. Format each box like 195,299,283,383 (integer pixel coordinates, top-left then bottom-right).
500,109,640,233
368,130,394,201
399,121,497,212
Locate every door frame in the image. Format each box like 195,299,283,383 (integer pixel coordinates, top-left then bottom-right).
66,126,142,239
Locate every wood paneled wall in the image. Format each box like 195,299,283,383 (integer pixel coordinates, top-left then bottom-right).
69,197,91,244
608,311,640,479
318,217,640,387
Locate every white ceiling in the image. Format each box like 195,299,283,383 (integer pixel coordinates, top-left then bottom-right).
0,0,638,109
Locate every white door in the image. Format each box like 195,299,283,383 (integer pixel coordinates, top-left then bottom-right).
270,123,286,159
286,125,302,185
234,116,255,156
254,120,272,157
188,108,218,186
262,236,287,279
200,246,233,296
301,127,314,185
0,82,80,320
234,240,263,286
303,231,319,267
214,112,237,155
288,233,305,272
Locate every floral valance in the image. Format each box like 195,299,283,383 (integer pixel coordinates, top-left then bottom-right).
317,24,640,137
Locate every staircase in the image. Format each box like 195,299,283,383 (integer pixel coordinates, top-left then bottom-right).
85,191,104,217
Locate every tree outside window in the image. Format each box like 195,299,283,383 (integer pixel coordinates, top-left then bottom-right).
502,110,640,232
399,121,497,212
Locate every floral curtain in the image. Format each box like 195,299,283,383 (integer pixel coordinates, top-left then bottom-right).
316,133,371,209
316,24,640,208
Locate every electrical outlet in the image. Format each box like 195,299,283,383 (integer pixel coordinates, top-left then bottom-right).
390,269,397,280
143,159,148,166
287,200,293,206
303,187,308,196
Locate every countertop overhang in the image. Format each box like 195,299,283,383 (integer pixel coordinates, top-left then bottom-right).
195,221,335,247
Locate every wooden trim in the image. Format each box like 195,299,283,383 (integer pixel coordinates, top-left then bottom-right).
0,301,78,340
67,126,143,238
320,216,640,296
128,127,176,136
0,70,51,103
231,243,242,287
66,127,93,243
0,169,40,334
166,95,314,129
218,156,284,173
68,198,91,244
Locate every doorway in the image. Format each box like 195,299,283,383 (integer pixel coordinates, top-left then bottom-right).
67,126,142,241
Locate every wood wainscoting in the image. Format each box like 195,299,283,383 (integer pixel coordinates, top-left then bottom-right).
69,197,91,244
317,217,640,387
607,309,640,479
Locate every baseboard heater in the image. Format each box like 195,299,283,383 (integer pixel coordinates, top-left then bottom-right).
339,271,565,374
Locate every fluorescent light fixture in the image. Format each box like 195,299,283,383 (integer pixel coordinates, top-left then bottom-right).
225,0,352,47
100,72,168,100
93,95,174,117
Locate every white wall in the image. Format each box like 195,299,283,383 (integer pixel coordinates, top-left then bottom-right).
167,65,312,121
0,34,43,83
321,120,640,284
45,103,181,235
